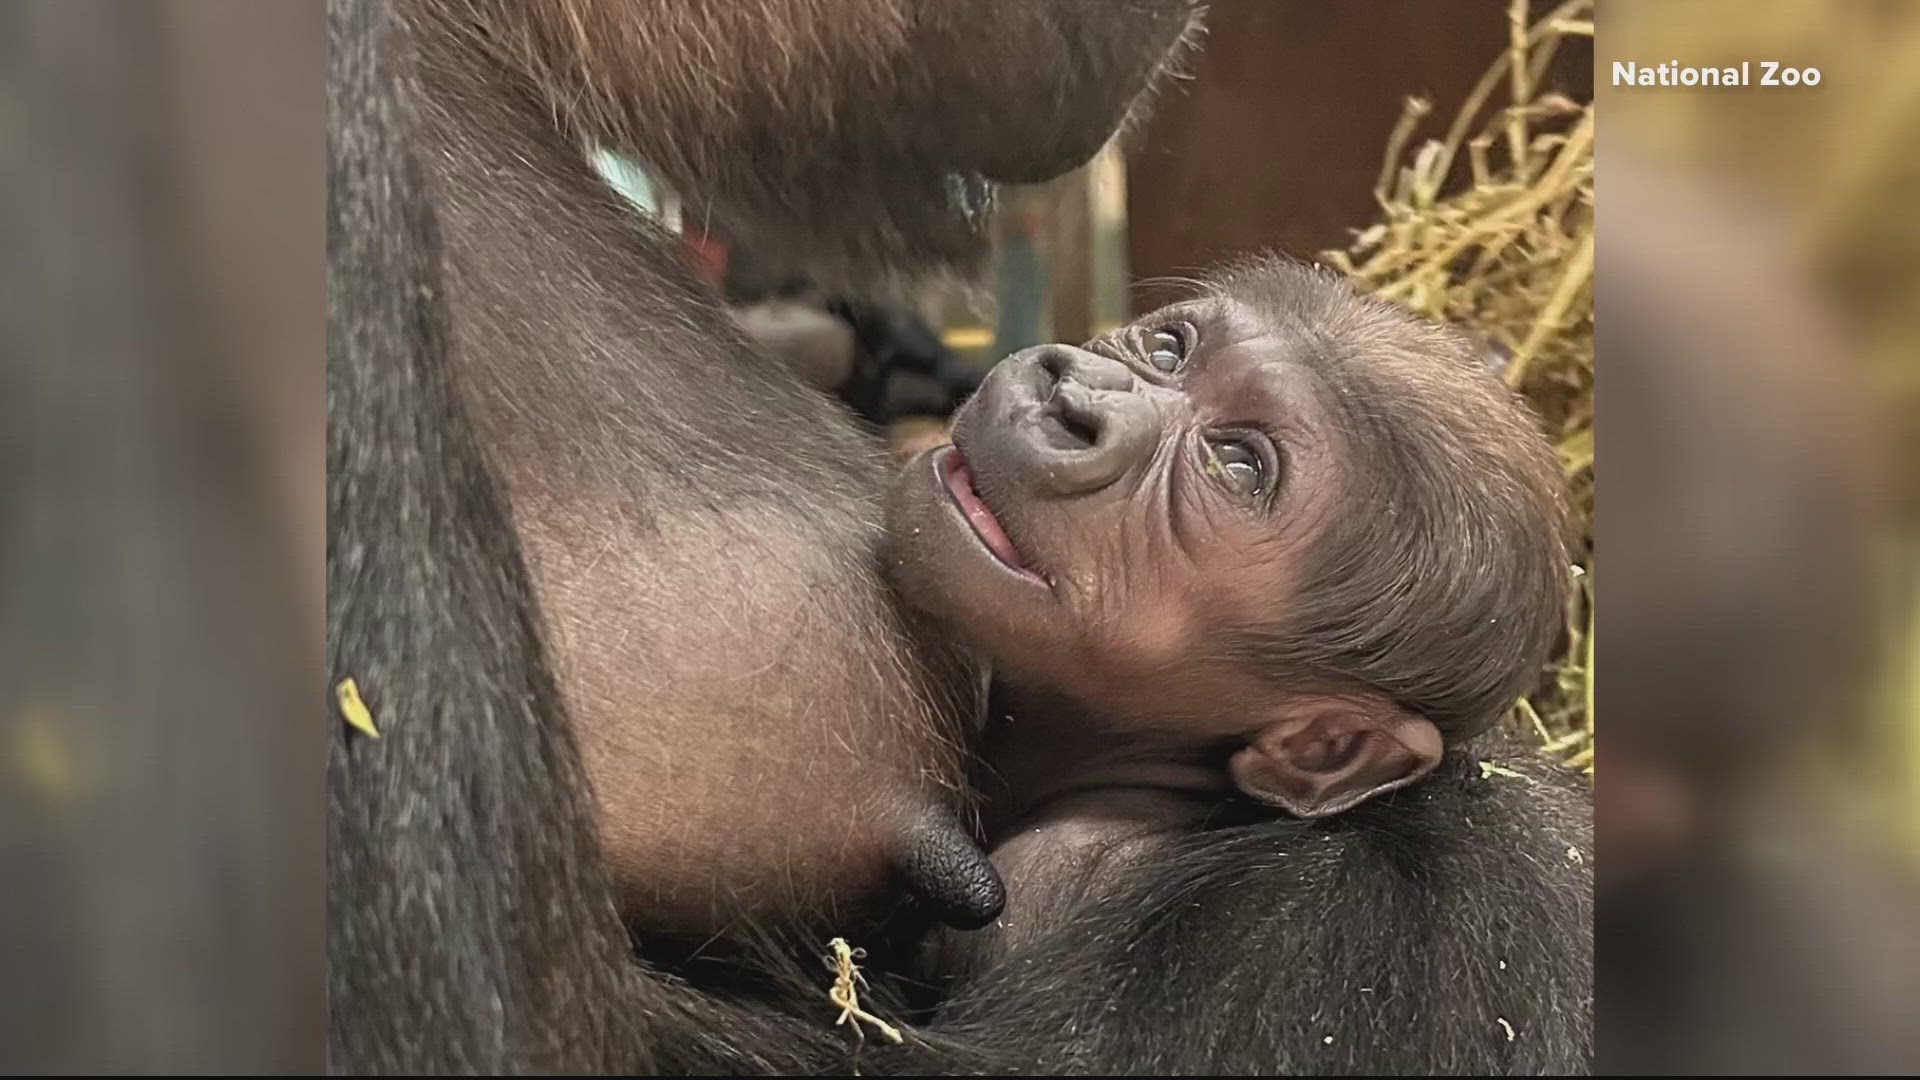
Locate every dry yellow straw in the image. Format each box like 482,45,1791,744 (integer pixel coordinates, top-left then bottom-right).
827,937,905,1045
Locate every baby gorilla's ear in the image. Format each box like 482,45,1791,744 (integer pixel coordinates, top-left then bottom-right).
1228,698,1443,818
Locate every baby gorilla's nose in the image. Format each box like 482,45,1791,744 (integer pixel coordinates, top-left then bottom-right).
1038,347,1135,393
1016,345,1156,496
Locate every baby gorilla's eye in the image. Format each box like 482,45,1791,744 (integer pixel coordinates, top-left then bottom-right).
1204,437,1268,497
1146,325,1188,373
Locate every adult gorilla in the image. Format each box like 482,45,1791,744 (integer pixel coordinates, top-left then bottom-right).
329,0,1198,1071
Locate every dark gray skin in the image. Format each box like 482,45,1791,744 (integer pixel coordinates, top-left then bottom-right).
886,260,1576,978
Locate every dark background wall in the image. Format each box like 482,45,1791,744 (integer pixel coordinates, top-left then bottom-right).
1126,0,1593,312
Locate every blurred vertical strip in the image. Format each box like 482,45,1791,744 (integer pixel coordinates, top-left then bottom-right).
1599,0,1920,1073
0,0,322,1072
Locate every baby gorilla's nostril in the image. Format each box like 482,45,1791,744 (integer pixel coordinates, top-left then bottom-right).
1060,409,1099,446
1040,401,1101,451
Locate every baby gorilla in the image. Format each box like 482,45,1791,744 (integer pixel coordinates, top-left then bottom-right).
885,257,1570,975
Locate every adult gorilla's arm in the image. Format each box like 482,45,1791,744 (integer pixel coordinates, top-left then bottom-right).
889,735,1594,1075
325,1,849,1069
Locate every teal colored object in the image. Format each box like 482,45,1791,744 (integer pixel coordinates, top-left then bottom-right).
993,222,1049,357
591,148,677,227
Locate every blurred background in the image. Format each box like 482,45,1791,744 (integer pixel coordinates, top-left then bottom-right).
2,0,1917,1073
1,0,322,1072
1597,1,1920,1071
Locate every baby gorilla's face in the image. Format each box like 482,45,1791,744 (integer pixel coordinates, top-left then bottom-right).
891,259,1568,819
885,293,1342,729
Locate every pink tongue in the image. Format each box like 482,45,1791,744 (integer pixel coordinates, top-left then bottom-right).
946,456,1029,572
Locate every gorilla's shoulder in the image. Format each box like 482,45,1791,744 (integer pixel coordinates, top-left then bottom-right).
1155,728,1593,921
939,731,1595,1075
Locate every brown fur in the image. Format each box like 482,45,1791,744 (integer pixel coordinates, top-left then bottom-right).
406,0,1199,289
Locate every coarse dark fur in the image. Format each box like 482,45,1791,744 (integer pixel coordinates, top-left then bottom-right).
329,0,643,1065
327,0,1591,1072
894,730,1593,1076
328,0,851,1069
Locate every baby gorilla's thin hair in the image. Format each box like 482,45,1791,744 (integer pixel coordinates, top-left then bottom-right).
1199,256,1571,742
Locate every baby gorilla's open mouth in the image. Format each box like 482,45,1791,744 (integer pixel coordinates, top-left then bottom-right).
936,446,1048,587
